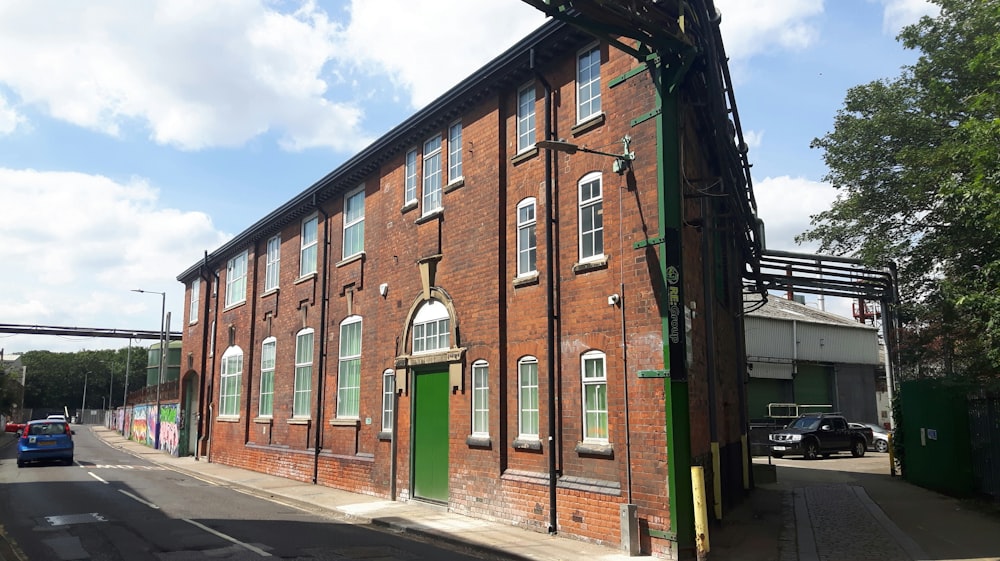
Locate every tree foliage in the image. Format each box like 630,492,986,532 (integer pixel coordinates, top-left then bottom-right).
16,347,149,416
802,0,1000,378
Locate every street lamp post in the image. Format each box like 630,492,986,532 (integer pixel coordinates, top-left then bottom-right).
81,371,89,420
124,335,134,408
107,361,114,412
133,289,166,450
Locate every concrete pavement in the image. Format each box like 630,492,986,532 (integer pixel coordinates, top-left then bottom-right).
4,427,1000,560
83,426,783,561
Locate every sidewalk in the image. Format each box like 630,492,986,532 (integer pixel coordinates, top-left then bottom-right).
86,426,786,561
756,456,1000,561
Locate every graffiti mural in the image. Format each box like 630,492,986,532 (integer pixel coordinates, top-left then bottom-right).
130,405,149,445
159,404,180,456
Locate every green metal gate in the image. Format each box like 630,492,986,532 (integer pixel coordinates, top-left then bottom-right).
412,370,449,502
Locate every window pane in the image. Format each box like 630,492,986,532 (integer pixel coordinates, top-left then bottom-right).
519,360,539,437
265,236,280,291
577,46,601,121
294,331,313,417
338,319,362,418
423,135,442,213
448,122,462,182
382,371,395,431
300,216,318,276
405,150,418,204
517,86,536,152
344,188,365,258
472,362,489,435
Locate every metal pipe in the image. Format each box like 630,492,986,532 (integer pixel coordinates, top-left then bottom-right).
313,198,331,485
532,48,559,536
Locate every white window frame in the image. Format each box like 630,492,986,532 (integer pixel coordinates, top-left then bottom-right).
422,135,442,215
225,250,248,308
517,198,537,277
517,84,536,153
412,300,450,354
189,277,200,324
448,121,463,184
259,337,276,418
300,214,319,277
381,369,395,433
577,44,602,123
343,185,365,259
582,350,608,442
265,235,280,292
518,357,539,439
337,316,362,418
471,360,489,436
404,148,418,205
293,328,314,418
579,172,604,262
219,346,243,418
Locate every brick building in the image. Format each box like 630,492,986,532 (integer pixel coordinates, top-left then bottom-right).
177,8,761,558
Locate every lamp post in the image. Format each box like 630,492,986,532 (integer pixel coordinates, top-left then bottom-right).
81,370,89,419
536,136,635,175
124,335,134,408
133,289,166,449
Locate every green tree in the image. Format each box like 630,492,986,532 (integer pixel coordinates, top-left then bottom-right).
803,0,1000,378
20,347,149,414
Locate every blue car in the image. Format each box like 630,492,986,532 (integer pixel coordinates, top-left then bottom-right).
17,419,75,467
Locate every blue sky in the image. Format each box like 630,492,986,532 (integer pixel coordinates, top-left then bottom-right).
0,0,935,354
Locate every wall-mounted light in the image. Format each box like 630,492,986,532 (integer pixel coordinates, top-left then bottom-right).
536,135,635,175
608,293,620,306
379,283,389,298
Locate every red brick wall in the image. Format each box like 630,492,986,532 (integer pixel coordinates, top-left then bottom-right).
178,29,750,559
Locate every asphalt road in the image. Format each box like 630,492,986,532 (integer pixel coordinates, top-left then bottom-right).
0,428,493,560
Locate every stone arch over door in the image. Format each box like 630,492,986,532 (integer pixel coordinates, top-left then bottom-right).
394,287,466,392
395,287,466,504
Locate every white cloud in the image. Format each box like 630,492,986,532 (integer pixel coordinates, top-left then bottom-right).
714,0,824,61
753,175,838,252
879,0,938,35
0,94,24,135
0,1,369,152
332,0,547,109
742,129,765,149
0,168,229,352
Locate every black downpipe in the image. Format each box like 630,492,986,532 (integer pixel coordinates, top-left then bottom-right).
205,251,221,463
196,251,216,461
244,244,261,446
532,48,559,536
313,198,331,485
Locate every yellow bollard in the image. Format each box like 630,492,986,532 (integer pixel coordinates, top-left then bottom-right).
691,466,710,560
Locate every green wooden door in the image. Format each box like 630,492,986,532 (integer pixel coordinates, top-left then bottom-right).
413,370,449,502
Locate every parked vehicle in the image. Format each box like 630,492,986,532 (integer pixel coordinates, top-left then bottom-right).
5,422,26,435
851,422,891,453
769,413,872,460
15,419,75,468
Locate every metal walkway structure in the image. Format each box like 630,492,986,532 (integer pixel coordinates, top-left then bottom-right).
0,323,181,341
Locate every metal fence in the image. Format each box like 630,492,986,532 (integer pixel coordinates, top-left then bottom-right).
969,389,1000,500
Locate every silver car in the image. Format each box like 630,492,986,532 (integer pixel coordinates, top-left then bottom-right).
850,422,891,453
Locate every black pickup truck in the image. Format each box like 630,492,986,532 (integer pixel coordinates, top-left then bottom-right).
768,413,872,459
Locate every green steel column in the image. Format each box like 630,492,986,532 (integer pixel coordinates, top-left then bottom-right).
655,56,694,554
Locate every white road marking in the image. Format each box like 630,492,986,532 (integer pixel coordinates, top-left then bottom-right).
118,490,160,509
88,472,108,484
183,519,272,557
45,513,107,526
